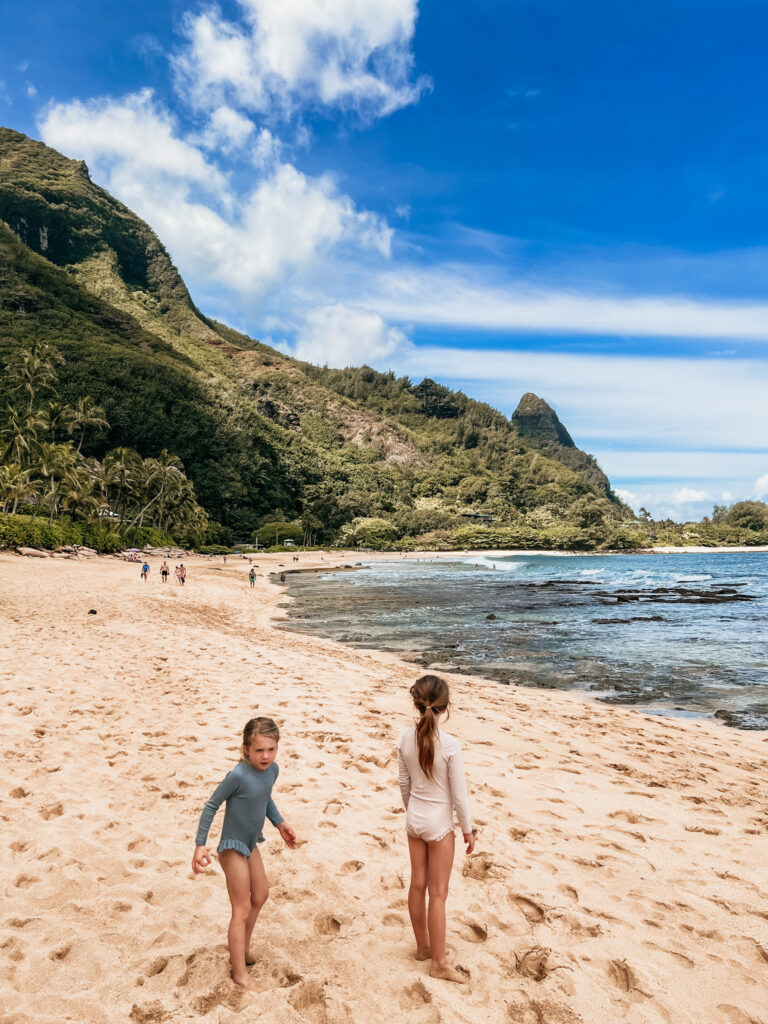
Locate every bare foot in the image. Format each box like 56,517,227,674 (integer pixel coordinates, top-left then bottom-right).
415,946,431,961
231,971,257,990
429,963,468,984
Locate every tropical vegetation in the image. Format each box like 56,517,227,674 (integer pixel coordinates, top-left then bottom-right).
0,340,208,549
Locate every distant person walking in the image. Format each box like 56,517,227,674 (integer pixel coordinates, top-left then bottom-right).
249,567,256,588
179,563,187,586
160,561,169,584
141,562,150,582
397,675,474,984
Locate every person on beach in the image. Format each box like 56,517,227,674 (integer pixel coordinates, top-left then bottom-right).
397,675,475,984
192,717,296,989
141,561,150,582
248,567,256,588
179,563,187,586
160,561,169,584
174,565,180,585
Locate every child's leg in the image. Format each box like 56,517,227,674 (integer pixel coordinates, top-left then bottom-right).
426,832,465,983
406,835,430,959
244,846,269,962
219,850,255,988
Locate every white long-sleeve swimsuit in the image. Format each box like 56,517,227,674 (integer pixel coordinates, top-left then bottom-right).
397,727,472,842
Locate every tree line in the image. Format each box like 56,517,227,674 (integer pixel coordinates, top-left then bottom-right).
0,341,208,545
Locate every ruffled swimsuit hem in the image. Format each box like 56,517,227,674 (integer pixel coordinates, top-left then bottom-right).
406,823,455,843
217,838,255,856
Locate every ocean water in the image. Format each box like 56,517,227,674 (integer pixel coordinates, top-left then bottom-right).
278,551,768,730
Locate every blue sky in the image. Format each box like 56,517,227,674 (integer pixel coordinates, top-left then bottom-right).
2,0,768,519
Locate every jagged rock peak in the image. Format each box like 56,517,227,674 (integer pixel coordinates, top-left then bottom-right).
511,392,575,448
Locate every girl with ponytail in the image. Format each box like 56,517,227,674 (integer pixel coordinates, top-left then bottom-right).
397,675,475,984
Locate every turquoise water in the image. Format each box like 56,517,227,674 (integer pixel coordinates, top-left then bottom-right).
280,551,768,729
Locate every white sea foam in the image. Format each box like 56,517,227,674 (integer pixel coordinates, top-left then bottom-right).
676,574,713,582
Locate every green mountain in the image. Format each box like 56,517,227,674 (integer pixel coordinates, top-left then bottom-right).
0,126,630,548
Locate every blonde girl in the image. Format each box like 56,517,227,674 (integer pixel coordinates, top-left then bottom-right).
192,717,296,989
397,675,475,984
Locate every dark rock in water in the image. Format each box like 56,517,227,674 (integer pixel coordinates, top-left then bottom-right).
486,613,497,620
593,615,668,624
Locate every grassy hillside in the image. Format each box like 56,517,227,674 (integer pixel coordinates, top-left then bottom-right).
0,126,632,548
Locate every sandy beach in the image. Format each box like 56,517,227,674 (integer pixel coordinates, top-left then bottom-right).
1,551,767,1024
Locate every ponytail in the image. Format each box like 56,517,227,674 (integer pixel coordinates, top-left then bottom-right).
410,674,450,779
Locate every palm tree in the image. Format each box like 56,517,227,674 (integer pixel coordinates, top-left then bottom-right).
102,447,143,524
125,451,184,530
60,464,101,522
0,406,45,468
4,342,64,412
0,463,37,514
69,396,109,453
40,401,76,444
34,442,82,522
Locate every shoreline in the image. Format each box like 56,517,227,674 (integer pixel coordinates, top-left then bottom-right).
2,552,767,1024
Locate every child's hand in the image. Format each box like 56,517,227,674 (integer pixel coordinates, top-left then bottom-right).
463,831,476,855
192,845,212,873
277,822,297,849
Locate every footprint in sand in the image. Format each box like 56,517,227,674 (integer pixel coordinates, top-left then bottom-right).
2,937,25,963
717,1007,764,1024
607,958,648,997
558,885,579,904
145,956,169,977
511,895,548,924
642,941,694,968
514,946,556,982
289,979,330,1024
339,860,364,875
314,913,343,936
462,852,497,880
506,996,583,1024
11,874,38,890
39,802,64,819
456,917,488,942
129,1002,170,1023
399,980,432,1010
323,800,345,816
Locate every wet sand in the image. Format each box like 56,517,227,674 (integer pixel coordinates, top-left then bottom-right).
1,551,767,1024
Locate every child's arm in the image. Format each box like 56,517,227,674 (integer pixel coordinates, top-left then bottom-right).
447,745,475,853
192,772,237,871
266,765,296,848
397,743,411,808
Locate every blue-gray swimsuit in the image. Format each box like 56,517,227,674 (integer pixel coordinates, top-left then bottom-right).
195,761,284,857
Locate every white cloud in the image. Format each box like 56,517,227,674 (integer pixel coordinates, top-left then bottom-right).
383,345,768,451
615,488,637,506
200,105,255,152
251,127,281,168
292,303,408,366
26,82,37,98
41,90,226,193
754,474,768,498
590,452,768,481
173,0,429,120
670,487,710,504
38,92,391,302
721,491,734,501
365,267,768,340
